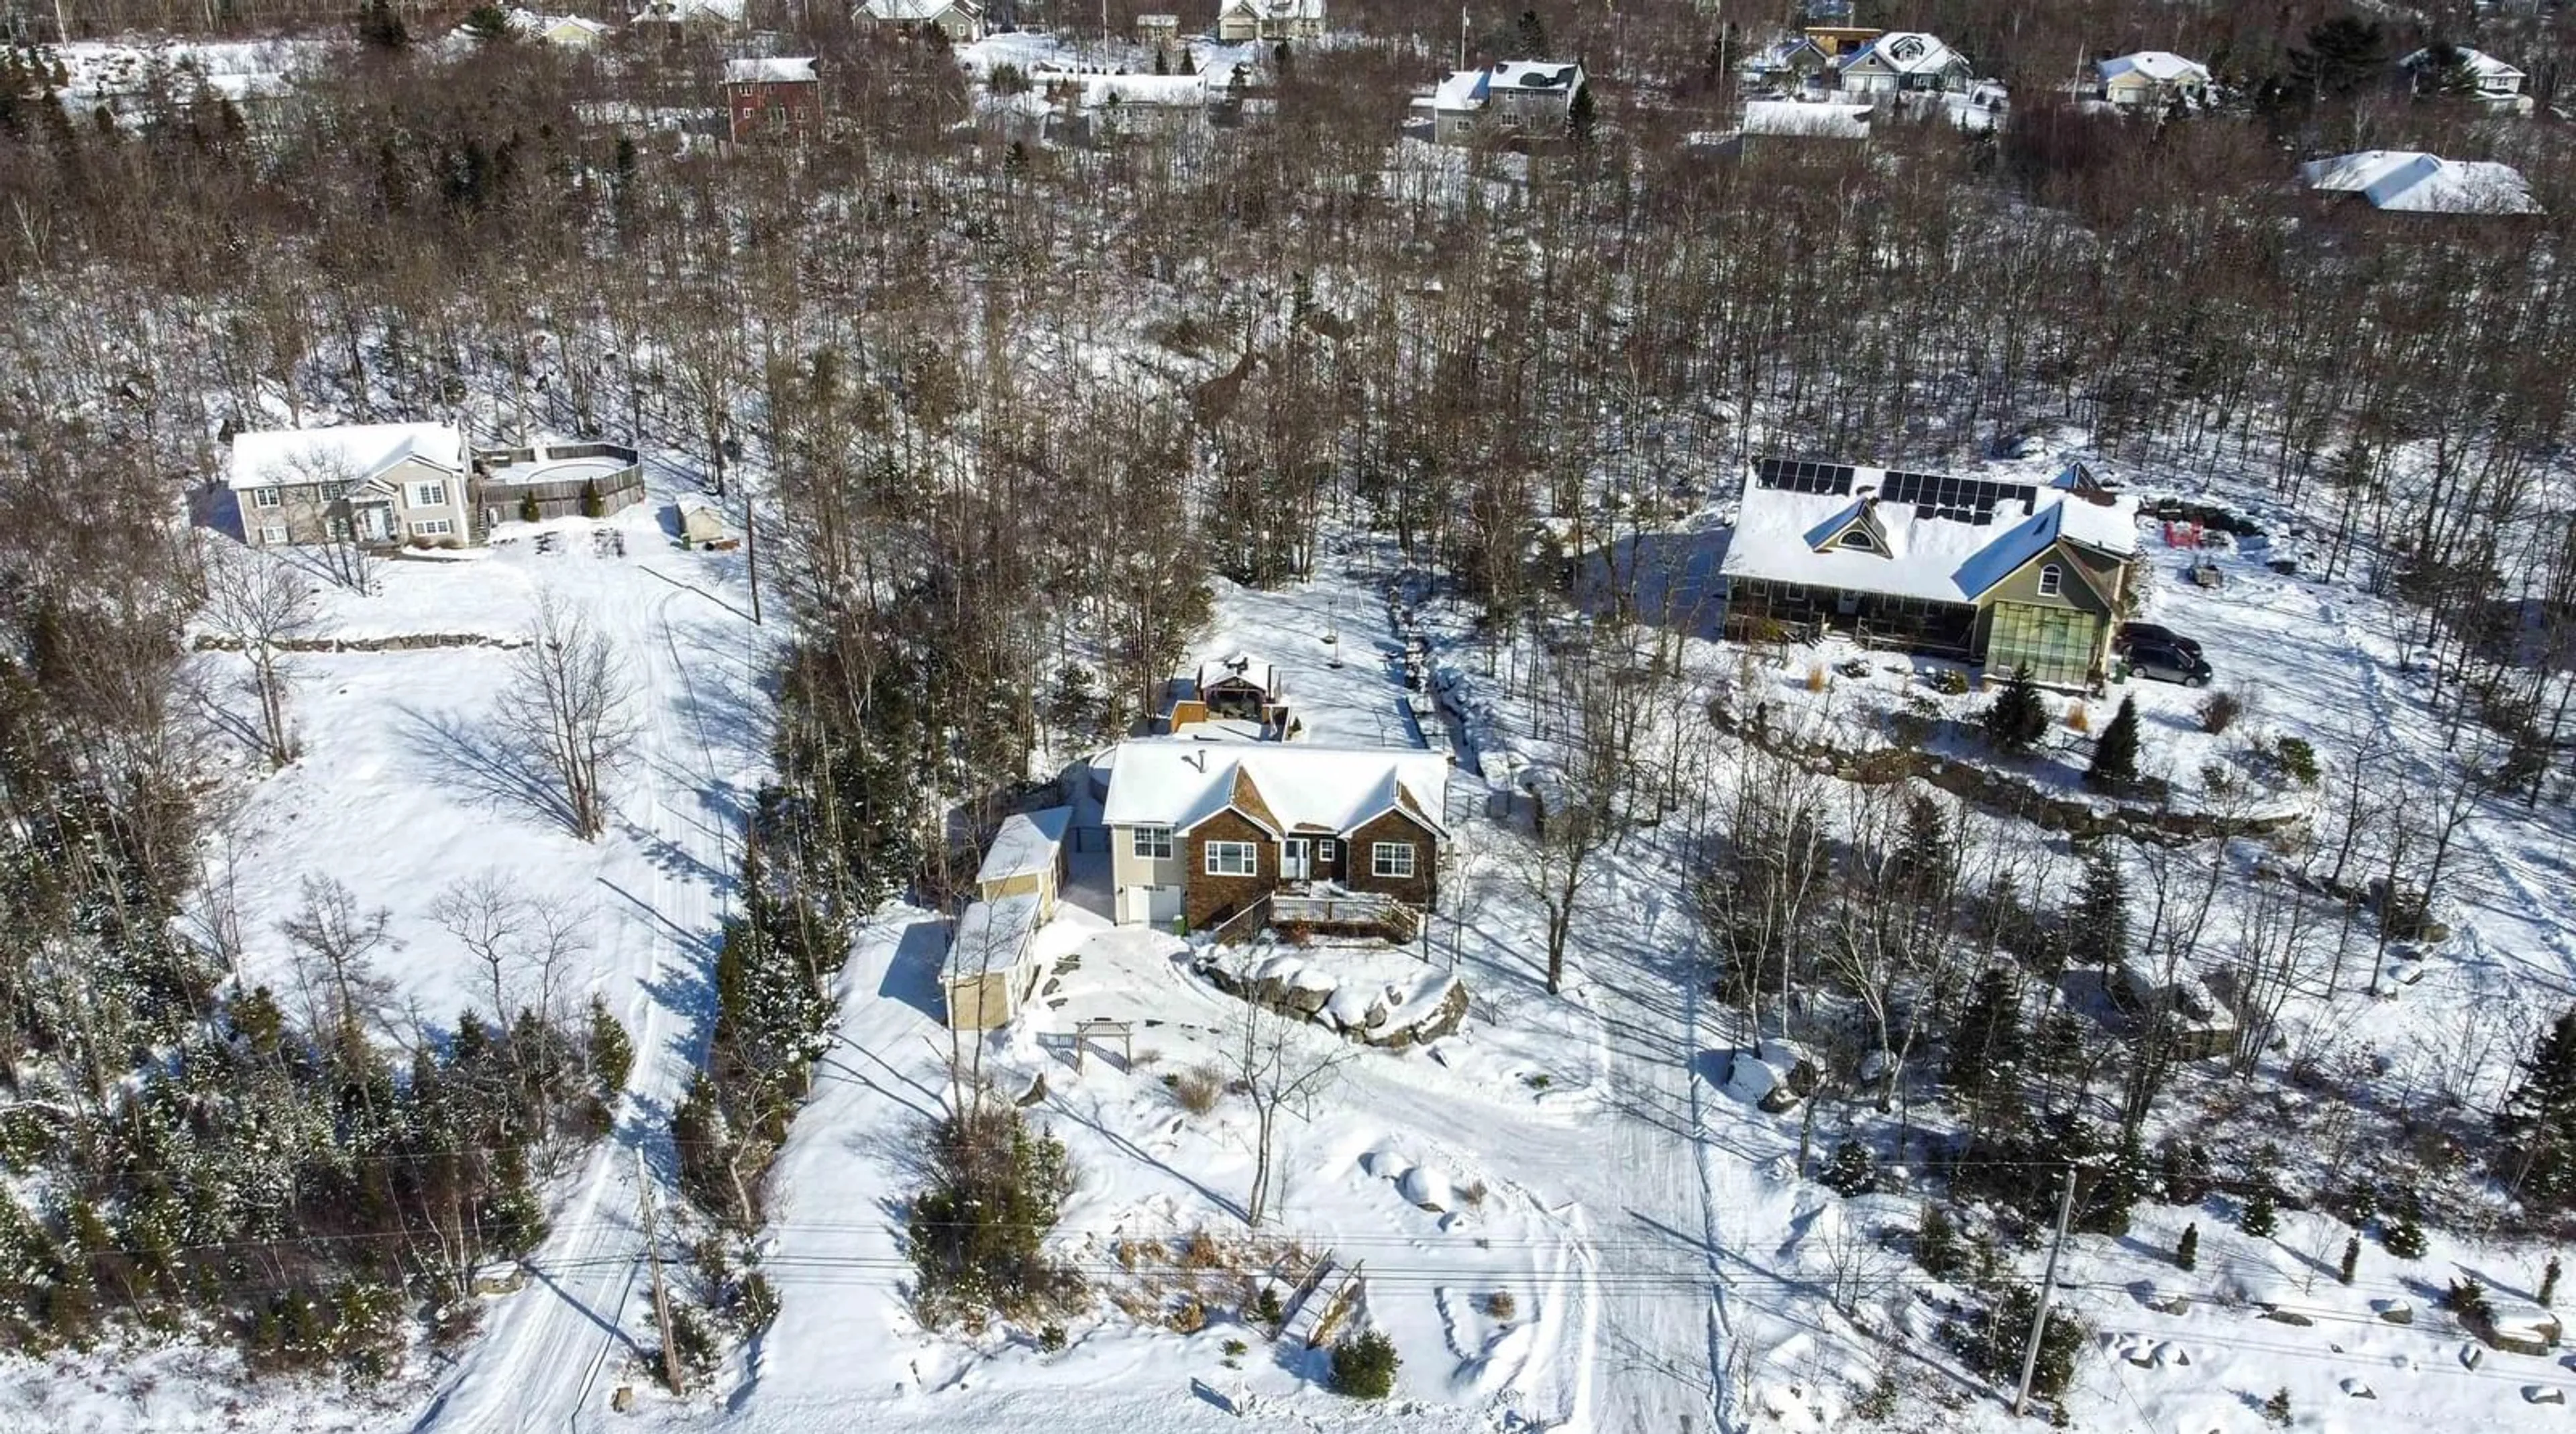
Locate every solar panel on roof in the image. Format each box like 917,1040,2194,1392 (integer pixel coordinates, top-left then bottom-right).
1878,470,2038,523
1754,458,1856,496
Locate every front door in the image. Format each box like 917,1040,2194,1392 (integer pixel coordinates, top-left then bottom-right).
1282,839,1310,882
354,502,394,545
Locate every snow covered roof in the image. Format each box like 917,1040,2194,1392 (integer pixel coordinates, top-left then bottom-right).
2097,51,2207,85
860,0,976,21
1841,32,1964,75
946,893,1042,978
1219,0,1323,19
724,56,818,84
1720,458,2141,606
2300,150,2538,215
1055,71,1209,109
1491,60,1583,92
1102,740,1450,839
1741,99,1872,139
1195,653,1278,695
228,423,466,491
1430,68,1487,111
631,0,744,22
2401,46,2522,81
979,808,1071,885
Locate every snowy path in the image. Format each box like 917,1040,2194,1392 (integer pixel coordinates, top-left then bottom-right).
413,568,756,1433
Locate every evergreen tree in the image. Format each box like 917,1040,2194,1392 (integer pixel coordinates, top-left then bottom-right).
1152,46,1169,76
1513,8,1549,55
1567,85,1597,146
2263,1387,2292,1427
2542,1254,2561,1308
587,997,634,1104
2286,16,2386,102
2339,1234,2359,1285
2383,1204,2428,1259
1822,1140,1877,1197
462,3,516,42
2065,848,2129,976
1945,967,2027,1128
1981,665,2048,754
1177,48,1196,77
2085,694,2141,791
2497,1009,2576,1209
2414,40,2483,101
358,0,411,50
1894,792,1957,904
2241,1185,2278,1239
579,479,604,519
1916,1202,1962,1279
2176,1221,2198,1271
2079,1133,2147,1235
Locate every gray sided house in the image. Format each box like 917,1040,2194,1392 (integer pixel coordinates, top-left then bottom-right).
1102,740,1448,934
1420,60,1587,146
1720,457,2141,689
228,423,476,550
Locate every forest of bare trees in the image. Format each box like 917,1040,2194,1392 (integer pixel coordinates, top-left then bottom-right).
0,0,2573,1389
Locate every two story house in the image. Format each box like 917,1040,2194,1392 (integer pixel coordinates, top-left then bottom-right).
722,56,820,142
2401,44,2528,111
1214,0,1322,43
1719,457,2142,690
857,0,985,42
228,423,477,550
2095,51,2210,109
1834,32,1972,97
1102,740,1449,932
1420,60,1587,144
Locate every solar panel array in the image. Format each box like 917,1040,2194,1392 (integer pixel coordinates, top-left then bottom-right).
1754,458,1856,496
1877,470,2036,526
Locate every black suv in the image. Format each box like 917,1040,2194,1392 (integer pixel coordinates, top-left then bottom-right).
2127,642,2212,687
2115,622,2203,659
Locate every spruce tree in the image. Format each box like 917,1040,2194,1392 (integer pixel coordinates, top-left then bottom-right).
2085,694,2141,792
2542,1254,2562,1308
2383,1205,2427,1260
1513,8,1549,55
2286,16,2386,101
2176,1221,2198,1271
1946,967,2027,1129
2241,1186,2278,1239
1822,1140,1876,1197
2263,1388,2292,1427
2080,1133,2147,1235
2065,849,2129,977
1917,1203,1961,1279
1567,85,1597,146
579,478,604,518
2497,1009,2576,1210
1981,665,2047,754
2339,1234,2359,1285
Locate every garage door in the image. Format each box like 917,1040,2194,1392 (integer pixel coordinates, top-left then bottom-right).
1986,602,2096,690
1119,885,1186,926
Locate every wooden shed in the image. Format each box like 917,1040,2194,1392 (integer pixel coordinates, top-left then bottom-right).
977,807,1071,918
676,497,729,547
944,893,1043,1031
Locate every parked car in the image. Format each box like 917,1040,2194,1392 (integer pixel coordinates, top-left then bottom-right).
2127,641,2212,687
2116,622,2203,659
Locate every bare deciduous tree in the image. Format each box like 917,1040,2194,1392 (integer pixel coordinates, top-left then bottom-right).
498,592,635,840
430,870,531,1024
278,874,398,1046
201,542,317,767
1228,985,1352,1227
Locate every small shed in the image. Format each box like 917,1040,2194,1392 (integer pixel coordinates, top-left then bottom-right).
944,893,1044,1030
676,497,728,547
2107,960,2237,1060
977,807,1071,918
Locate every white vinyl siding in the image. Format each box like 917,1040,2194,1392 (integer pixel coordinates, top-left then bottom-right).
1371,841,1415,878
1205,840,1258,877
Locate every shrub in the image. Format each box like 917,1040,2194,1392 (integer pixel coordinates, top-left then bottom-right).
2197,690,2243,734
1932,669,1971,696
2339,1235,2359,1286
518,490,540,523
1821,1140,1877,1197
2274,735,2320,785
2240,1187,2277,1239
1329,1329,1399,1398
2439,1276,2492,1324
2263,1387,2292,1427
1222,1337,1248,1357
578,479,604,519
1805,664,1829,693
906,1105,1083,1327
1170,1064,1226,1115
1167,1296,1207,1333
2383,1209,2428,1260
2176,1221,2198,1272
1951,1282,2083,1400
1037,1322,1066,1351
1253,1285,1284,1327
2064,703,2090,733
1483,1290,1517,1321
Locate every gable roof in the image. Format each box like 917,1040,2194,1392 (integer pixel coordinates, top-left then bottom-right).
978,808,1071,886
861,0,979,19
1218,0,1324,19
1056,70,1211,109
1491,60,1584,92
631,0,745,23
724,56,818,84
1103,740,1451,840
2299,150,2538,214
227,423,466,491
1430,68,1487,111
1841,32,1964,76
1721,457,2140,606
2097,51,2207,85
2401,46,2522,82
1196,653,1278,695
1741,99,1872,139
946,893,1041,978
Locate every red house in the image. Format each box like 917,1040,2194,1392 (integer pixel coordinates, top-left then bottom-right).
722,57,821,142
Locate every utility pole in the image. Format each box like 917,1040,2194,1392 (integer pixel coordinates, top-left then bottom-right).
2011,1167,2077,1417
639,1151,687,1396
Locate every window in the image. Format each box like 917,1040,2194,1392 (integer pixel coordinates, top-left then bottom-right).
413,519,454,537
1317,838,1337,863
1839,529,1876,551
1204,840,1258,877
251,486,282,509
2036,563,2063,598
1132,825,1173,859
411,482,449,508
257,524,289,545
1371,842,1416,879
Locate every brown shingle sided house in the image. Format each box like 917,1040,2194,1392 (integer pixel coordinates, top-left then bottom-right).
1101,740,1450,932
